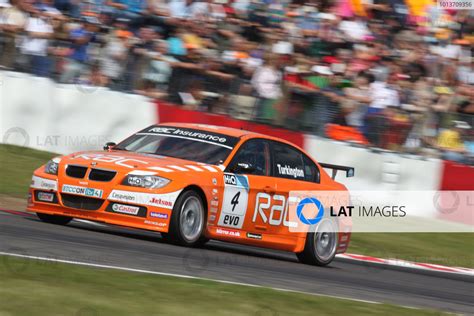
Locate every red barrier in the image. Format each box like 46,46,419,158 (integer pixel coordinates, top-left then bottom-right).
438,161,474,225
156,102,305,148
439,160,474,190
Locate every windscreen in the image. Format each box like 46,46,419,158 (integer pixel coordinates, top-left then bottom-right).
115,126,240,165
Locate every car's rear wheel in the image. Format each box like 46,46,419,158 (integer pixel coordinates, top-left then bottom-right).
36,213,72,225
296,219,338,266
167,190,207,247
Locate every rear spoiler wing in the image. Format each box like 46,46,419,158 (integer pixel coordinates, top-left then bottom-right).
319,163,355,180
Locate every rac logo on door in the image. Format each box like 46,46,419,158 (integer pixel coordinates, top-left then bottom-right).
252,193,298,228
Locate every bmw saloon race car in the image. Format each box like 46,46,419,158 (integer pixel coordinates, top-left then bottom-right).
28,123,353,266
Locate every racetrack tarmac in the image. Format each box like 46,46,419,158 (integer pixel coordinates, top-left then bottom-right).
0,209,473,314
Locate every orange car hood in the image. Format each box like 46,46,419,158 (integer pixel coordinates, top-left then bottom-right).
60,150,224,176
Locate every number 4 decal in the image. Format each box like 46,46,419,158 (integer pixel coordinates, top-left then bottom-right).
218,174,249,229
231,192,240,212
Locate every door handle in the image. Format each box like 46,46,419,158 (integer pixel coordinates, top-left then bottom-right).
263,186,276,194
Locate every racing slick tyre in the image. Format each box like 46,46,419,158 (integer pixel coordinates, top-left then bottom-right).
36,213,72,225
167,190,208,247
296,218,338,266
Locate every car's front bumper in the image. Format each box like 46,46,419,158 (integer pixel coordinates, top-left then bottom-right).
27,176,175,233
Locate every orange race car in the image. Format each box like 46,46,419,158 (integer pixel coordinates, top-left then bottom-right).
27,123,354,266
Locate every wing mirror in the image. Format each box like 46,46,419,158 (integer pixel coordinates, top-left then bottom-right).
233,162,255,174
103,142,116,151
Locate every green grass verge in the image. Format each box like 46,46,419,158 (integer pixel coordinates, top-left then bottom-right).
0,256,446,315
349,233,473,268
0,145,472,268
0,145,56,198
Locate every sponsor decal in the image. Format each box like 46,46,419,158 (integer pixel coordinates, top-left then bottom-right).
252,193,298,228
217,173,250,229
216,228,241,237
31,176,57,191
111,203,140,215
276,164,304,179
62,184,103,198
37,192,54,202
247,232,262,240
148,127,228,143
108,190,180,209
110,191,135,202
149,197,173,208
212,189,218,195
210,200,219,207
150,212,168,219
144,220,167,227
138,126,240,149
209,215,216,221
212,178,217,185
210,207,218,213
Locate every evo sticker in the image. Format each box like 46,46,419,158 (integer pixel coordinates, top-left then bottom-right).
217,173,249,229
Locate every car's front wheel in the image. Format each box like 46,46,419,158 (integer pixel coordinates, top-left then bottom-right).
296,219,338,266
167,190,207,247
36,213,72,225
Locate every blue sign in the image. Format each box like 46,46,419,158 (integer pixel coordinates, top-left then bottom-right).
296,197,324,225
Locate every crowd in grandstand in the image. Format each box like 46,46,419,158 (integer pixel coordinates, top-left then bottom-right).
0,0,473,163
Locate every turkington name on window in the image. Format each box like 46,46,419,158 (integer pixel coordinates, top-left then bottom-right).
277,164,304,178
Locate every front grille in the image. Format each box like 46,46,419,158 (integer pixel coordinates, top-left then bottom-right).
61,193,104,211
89,168,116,182
66,165,88,179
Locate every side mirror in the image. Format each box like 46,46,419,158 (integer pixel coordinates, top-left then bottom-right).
233,162,255,174
103,142,116,151
346,168,355,178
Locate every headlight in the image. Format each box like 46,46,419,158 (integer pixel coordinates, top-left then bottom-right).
44,159,60,175
122,175,170,189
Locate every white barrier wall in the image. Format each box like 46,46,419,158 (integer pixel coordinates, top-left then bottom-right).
304,135,443,191
0,71,157,154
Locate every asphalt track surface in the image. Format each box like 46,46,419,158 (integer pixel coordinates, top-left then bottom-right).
1,209,473,314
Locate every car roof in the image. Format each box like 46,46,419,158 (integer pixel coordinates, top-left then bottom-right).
159,122,263,138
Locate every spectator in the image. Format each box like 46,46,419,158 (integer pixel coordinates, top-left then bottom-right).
100,21,131,89
143,39,177,92
251,53,283,123
60,17,98,83
0,0,28,69
126,25,156,90
437,121,469,163
19,6,54,77
343,72,372,132
106,0,146,27
364,74,400,145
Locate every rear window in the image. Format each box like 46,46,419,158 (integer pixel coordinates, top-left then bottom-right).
115,126,239,165
271,141,320,183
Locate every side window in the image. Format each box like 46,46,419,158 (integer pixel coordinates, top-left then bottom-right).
303,155,320,183
227,139,269,176
271,142,305,180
